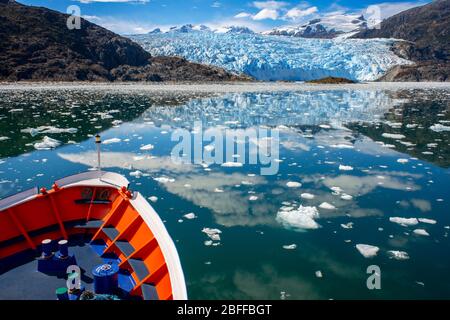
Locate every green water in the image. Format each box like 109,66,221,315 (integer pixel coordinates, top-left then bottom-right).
0,87,449,299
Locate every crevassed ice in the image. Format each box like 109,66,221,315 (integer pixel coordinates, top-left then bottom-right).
133,32,412,81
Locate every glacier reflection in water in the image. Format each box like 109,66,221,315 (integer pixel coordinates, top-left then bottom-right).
0,87,449,299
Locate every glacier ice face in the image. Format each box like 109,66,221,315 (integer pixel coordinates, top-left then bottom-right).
132,32,412,81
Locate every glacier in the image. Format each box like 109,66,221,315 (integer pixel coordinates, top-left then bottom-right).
132,31,412,81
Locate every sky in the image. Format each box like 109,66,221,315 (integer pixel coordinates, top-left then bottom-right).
18,0,430,34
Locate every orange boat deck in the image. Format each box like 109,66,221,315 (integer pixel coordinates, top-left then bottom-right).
0,171,187,300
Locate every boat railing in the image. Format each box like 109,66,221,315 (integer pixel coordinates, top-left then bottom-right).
0,187,39,212
55,171,129,189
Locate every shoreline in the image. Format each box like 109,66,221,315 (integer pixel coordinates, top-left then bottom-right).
0,81,449,92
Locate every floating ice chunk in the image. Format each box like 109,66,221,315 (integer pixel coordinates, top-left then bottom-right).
418,218,436,224
430,124,450,132
214,188,224,193
282,244,297,250
388,250,410,260
413,229,430,236
341,194,353,201
300,193,315,199
249,196,258,201
319,202,335,210
204,240,213,246
382,133,406,139
330,144,354,149
221,161,243,167
276,205,320,230
148,196,158,202
389,217,419,226
315,271,323,278
112,120,122,126
339,165,353,171
397,158,409,164
341,222,354,229
202,228,222,241
356,244,379,258
286,181,302,188
140,144,154,151
34,136,61,150
319,124,331,129
103,138,121,144
154,177,175,183
0,136,10,141
130,170,143,178
183,213,197,219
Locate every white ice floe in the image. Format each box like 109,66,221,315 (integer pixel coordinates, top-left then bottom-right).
340,222,354,229
154,177,175,183
0,136,10,141
315,270,323,278
221,161,243,167
319,202,336,210
130,170,143,178
413,229,430,236
22,126,77,136
148,196,158,202
202,228,222,241
382,133,406,139
249,196,258,201
389,217,419,226
300,193,315,200
282,244,297,250
103,138,121,144
140,144,154,151
356,244,379,258
387,250,410,260
276,205,320,230
339,165,354,171
397,158,409,164
286,181,302,188
183,212,197,219
34,136,61,150
340,194,353,201
418,218,437,224
430,124,450,132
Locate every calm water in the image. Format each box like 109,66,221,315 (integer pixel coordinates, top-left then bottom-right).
1,86,450,299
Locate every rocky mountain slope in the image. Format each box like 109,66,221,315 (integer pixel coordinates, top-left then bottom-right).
0,1,249,82
353,0,449,81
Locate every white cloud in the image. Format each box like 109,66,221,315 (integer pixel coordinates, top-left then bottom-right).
284,6,318,20
211,1,221,8
253,8,279,20
253,1,288,10
234,12,253,19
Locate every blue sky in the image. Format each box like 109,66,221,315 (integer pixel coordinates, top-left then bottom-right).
18,0,429,34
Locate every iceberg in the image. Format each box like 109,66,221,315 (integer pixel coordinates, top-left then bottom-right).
356,244,379,258
132,32,412,81
276,205,320,230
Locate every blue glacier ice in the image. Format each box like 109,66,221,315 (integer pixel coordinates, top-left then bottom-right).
132,31,412,81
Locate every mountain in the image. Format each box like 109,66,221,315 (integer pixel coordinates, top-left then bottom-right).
132,31,411,81
0,1,249,82
353,0,449,81
263,14,367,39
148,24,254,35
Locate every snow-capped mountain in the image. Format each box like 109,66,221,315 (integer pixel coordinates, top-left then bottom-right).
263,13,367,39
132,31,412,81
147,24,254,35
